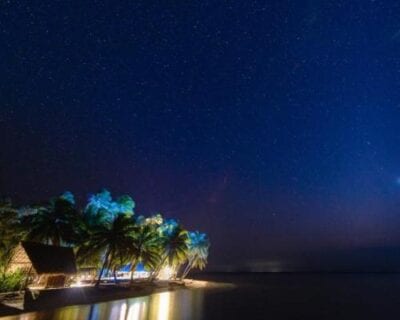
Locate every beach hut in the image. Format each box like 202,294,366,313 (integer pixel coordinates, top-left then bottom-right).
7,241,77,288
76,267,97,283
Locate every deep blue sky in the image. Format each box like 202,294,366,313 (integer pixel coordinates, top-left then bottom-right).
2,1,400,270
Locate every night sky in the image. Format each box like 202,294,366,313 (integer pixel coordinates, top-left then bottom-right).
2,1,400,271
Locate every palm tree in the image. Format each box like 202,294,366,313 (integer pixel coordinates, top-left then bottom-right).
151,221,188,280
22,193,82,246
74,217,104,281
180,231,209,280
77,213,135,287
127,224,161,283
85,189,135,224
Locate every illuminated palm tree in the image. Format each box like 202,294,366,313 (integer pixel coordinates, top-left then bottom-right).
128,224,161,283
181,231,209,280
151,220,188,280
77,190,136,283
23,192,82,246
77,213,135,287
84,189,135,225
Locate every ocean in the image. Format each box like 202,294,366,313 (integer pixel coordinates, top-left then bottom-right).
3,273,400,319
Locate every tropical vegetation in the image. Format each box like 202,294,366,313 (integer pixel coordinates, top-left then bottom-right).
0,189,209,291
0,270,24,293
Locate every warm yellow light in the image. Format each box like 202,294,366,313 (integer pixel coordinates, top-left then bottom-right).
119,303,127,320
127,302,141,320
157,292,170,320
71,280,82,287
157,266,175,280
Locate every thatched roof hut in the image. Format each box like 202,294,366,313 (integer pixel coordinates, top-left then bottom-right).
8,242,77,288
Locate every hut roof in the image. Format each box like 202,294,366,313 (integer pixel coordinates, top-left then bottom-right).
21,241,77,275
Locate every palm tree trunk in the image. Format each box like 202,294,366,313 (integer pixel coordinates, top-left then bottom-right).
129,259,138,284
150,254,168,281
95,248,111,288
181,265,192,280
52,229,60,246
105,252,115,278
113,267,117,284
181,260,193,280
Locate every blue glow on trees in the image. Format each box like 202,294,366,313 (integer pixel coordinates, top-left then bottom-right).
85,189,135,222
115,195,135,214
60,191,75,205
159,219,179,237
188,231,209,250
181,231,210,278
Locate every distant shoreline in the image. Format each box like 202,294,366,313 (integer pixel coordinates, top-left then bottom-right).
0,280,233,317
197,270,400,274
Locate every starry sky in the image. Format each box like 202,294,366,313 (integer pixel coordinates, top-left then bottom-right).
2,1,400,271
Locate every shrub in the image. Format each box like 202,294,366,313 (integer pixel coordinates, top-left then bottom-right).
0,270,24,292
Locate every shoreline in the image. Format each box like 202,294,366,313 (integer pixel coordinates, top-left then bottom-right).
0,280,233,317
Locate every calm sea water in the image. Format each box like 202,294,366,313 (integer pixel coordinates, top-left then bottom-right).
3,273,400,319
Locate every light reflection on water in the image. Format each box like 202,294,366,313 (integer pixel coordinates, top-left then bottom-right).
3,289,204,320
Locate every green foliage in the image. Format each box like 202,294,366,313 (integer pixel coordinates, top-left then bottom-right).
0,270,24,293
187,231,210,265
84,189,135,224
115,195,135,215
181,231,210,279
143,213,163,226
152,222,189,279
77,213,136,285
128,224,161,272
60,191,75,205
163,225,189,267
22,193,82,246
